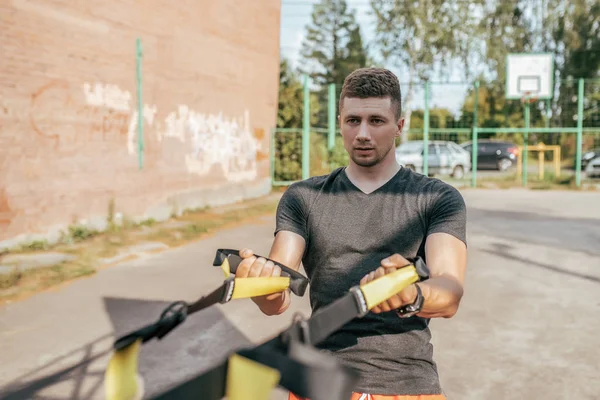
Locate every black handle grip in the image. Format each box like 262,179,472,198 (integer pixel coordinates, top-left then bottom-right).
407,256,430,281
213,248,309,297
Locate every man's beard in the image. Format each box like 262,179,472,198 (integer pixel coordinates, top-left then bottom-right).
351,144,393,167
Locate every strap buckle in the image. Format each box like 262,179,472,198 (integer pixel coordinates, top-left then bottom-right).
155,300,188,340
280,312,311,348
349,286,369,317
219,276,236,304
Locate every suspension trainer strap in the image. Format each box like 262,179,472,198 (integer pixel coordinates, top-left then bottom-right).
105,249,310,400
111,250,310,351
144,257,430,400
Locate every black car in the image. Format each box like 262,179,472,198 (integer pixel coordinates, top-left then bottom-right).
460,140,520,171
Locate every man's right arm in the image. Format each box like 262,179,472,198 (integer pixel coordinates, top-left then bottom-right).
235,183,309,315
235,231,306,315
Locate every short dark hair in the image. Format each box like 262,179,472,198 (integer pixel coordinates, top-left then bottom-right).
339,67,402,120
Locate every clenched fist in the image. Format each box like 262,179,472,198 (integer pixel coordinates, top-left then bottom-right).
359,253,419,314
235,248,285,302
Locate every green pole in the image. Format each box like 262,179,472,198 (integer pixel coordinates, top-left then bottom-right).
471,81,479,188
302,74,310,180
545,99,550,128
523,101,530,187
328,83,336,151
575,78,584,187
136,38,143,170
270,127,275,183
423,81,430,176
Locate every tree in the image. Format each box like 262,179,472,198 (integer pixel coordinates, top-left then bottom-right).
299,0,371,127
277,58,321,129
544,0,600,129
370,0,483,142
473,0,536,132
479,0,534,84
275,58,322,181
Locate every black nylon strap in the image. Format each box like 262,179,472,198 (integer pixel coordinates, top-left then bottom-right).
112,248,310,351
113,280,232,350
306,287,366,345
240,341,359,400
187,279,231,314
149,292,367,399
149,339,359,400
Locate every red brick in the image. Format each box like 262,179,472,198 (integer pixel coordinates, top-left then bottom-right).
0,0,280,247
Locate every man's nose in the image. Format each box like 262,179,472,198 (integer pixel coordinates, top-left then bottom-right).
357,121,370,140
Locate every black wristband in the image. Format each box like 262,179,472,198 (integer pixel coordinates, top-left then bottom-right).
396,283,424,318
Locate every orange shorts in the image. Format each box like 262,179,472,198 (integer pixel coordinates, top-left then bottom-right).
288,393,446,400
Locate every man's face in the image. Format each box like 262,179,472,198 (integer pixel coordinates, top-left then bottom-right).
338,96,404,168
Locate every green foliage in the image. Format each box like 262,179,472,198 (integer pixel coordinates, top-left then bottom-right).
68,224,98,242
479,0,533,85
299,0,370,127
371,0,481,82
278,58,321,128
300,0,370,87
273,130,349,182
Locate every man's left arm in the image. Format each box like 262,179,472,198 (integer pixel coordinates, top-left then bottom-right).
361,186,467,319
414,232,467,318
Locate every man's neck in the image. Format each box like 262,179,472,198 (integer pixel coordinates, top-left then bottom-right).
345,155,402,194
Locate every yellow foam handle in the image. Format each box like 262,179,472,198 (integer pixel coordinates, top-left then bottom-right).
104,339,144,400
231,277,290,299
226,353,281,400
360,264,420,310
221,258,231,278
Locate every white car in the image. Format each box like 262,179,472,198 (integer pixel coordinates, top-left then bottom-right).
395,140,471,179
585,157,600,178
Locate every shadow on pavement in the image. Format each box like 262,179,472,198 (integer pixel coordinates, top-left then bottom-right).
468,207,600,257
0,296,253,399
484,242,600,284
0,334,112,400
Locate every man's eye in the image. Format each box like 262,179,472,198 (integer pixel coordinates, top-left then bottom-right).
348,118,359,124
371,119,384,124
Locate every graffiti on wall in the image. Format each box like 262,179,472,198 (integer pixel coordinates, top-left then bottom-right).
145,105,260,182
31,81,134,147
29,81,264,182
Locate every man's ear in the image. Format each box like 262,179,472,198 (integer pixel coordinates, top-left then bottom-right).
395,117,405,137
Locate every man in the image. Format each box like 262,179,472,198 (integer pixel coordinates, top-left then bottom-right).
235,67,467,400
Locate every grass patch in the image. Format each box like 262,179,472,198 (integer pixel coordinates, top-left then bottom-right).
0,262,95,301
472,170,596,191
0,195,281,305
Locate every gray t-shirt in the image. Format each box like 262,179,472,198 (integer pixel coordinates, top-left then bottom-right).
275,166,467,395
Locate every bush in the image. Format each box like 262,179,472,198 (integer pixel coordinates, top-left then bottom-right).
273,130,349,181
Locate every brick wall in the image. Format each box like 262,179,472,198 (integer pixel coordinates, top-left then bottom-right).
0,0,281,248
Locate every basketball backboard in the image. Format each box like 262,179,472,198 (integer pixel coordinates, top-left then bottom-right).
506,53,554,100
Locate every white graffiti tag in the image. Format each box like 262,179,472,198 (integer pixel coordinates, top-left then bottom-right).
82,82,260,182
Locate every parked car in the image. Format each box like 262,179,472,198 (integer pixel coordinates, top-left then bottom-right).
585,156,600,178
395,140,471,179
581,147,600,170
460,140,519,171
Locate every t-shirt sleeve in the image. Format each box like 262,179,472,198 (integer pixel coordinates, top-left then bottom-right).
274,183,309,243
427,184,467,246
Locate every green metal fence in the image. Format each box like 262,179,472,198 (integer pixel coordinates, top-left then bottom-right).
271,75,600,188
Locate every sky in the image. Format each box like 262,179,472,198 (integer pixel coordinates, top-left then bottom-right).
278,0,470,115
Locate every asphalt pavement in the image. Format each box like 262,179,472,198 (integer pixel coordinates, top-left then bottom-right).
0,189,599,400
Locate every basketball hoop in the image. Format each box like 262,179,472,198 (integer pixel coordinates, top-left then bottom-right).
506,53,553,101
520,91,539,105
